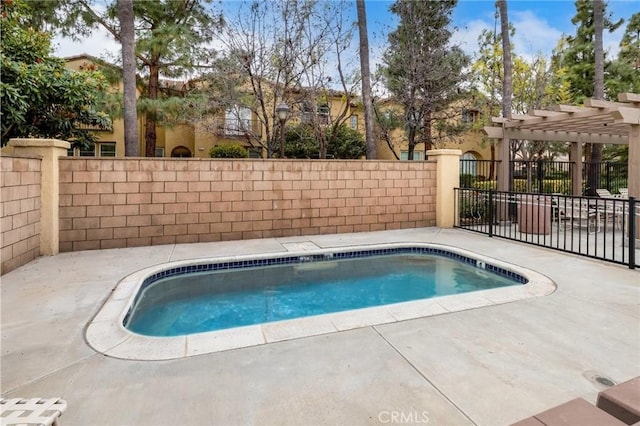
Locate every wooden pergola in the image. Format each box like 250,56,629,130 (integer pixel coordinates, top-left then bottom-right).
483,92,639,201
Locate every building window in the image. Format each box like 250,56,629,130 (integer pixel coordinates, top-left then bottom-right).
248,148,262,158
99,142,116,157
155,147,164,157
317,103,330,125
460,152,478,175
461,109,478,125
225,105,252,136
300,101,313,124
400,151,424,161
79,145,96,157
349,115,358,130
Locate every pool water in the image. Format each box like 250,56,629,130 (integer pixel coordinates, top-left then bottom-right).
126,253,521,336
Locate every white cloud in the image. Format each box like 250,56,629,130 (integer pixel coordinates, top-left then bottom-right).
451,19,491,59
510,10,563,61
52,28,121,62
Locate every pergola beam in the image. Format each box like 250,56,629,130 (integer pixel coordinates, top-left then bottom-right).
618,92,640,103
482,127,629,144
484,94,638,225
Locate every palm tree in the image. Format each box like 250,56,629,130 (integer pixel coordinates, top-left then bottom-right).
117,0,138,156
591,0,604,176
356,0,376,159
498,0,513,191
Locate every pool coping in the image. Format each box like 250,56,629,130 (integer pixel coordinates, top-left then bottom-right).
85,242,557,360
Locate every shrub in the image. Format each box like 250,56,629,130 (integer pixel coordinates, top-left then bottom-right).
460,174,476,188
209,143,249,158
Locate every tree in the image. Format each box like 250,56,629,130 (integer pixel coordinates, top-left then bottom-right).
205,0,358,159
28,0,221,156
356,0,376,159
498,0,512,121
560,0,622,102
117,0,138,156
383,0,468,160
557,0,622,194
472,24,562,167
606,13,640,96
1,0,111,146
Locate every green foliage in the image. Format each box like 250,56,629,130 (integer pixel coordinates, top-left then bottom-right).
472,179,571,194
555,0,623,102
284,123,365,159
0,0,111,147
328,125,366,159
606,13,640,96
208,143,249,158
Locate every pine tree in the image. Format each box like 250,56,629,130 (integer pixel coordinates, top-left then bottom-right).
27,0,221,156
383,0,468,160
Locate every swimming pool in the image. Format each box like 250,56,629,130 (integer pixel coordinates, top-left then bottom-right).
125,248,526,336
86,243,555,360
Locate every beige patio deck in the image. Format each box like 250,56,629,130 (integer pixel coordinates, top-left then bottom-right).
2,228,639,425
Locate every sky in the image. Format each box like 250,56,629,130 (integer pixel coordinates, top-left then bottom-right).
53,0,638,66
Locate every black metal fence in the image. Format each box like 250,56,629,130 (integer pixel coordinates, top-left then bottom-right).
583,162,628,195
454,188,638,269
460,160,627,195
460,160,498,190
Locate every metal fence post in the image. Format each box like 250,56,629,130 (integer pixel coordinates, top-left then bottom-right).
629,196,636,269
537,160,544,193
488,189,494,238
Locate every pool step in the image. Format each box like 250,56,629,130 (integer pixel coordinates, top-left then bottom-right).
596,377,640,425
511,398,626,426
512,376,640,426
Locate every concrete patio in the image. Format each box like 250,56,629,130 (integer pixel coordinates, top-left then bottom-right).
2,228,639,425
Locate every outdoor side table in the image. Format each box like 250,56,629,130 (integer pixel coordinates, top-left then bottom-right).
1,398,67,426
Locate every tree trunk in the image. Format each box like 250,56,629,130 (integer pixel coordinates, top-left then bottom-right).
145,62,159,157
356,0,376,159
499,0,512,121
423,111,432,159
117,0,138,157
499,0,513,191
588,0,604,194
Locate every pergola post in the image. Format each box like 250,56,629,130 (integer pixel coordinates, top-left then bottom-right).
570,142,583,196
497,129,510,192
628,124,639,202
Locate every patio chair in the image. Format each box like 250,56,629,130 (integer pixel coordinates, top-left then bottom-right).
619,188,628,199
596,188,617,198
557,198,601,233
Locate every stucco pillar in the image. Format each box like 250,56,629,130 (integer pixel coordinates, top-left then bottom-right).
427,149,461,228
8,138,70,255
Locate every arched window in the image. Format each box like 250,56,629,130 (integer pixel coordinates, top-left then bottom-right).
461,151,478,176
171,146,192,158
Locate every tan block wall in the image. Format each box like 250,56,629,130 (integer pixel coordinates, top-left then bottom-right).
58,158,436,252
1,156,42,274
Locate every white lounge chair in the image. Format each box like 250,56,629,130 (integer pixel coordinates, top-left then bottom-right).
596,188,616,198
0,398,67,426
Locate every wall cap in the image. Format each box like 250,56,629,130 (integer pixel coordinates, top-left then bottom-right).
426,149,462,156
8,138,71,149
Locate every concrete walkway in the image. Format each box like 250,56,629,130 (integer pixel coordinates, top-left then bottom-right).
2,228,639,425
